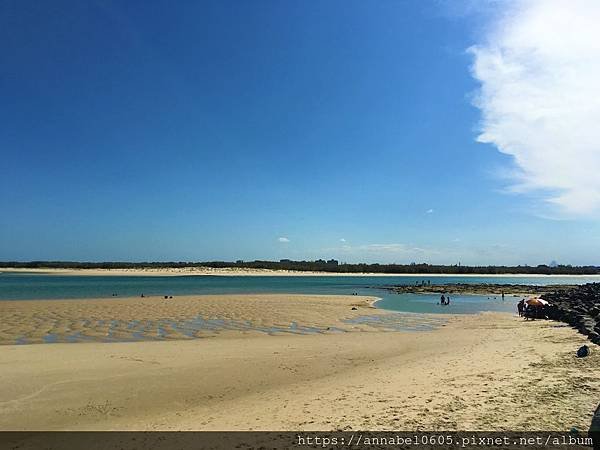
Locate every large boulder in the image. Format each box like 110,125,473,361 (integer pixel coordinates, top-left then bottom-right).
579,318,597,335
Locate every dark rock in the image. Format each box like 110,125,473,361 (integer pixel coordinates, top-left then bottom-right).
577,345,590,357
537,284,600,345
591,333,600,346
579,318,597,335
384,282,578,296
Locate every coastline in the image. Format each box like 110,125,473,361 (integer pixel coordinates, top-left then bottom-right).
0,303,597,431
3,267,600,277
369,296,382,308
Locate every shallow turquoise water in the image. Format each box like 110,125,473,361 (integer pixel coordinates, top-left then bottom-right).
374,292,520,314
1,272,597,314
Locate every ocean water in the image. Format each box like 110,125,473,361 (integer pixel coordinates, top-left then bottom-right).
1,272,598,314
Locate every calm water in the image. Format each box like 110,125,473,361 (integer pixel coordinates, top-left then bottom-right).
1,272,598,314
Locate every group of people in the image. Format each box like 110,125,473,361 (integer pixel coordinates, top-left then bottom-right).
439,294,450,306
518,298,541,319
517,298,548,320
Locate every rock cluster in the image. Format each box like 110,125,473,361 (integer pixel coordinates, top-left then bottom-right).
542,283,600,346
382,283,577,296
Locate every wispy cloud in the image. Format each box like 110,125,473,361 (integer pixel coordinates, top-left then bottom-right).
277,237,290,243
469,0,600,217
426,209,434,214
339,238,346,243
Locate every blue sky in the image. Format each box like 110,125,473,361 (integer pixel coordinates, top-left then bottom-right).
2,0,599,265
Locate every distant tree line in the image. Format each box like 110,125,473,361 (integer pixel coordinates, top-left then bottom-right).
1,260,600,275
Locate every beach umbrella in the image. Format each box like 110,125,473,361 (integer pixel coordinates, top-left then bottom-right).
526,298,548,306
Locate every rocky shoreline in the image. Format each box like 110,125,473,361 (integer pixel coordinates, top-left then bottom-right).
379,283,577,296
542,283,600,346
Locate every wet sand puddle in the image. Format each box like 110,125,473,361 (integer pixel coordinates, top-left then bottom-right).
6,312,447,345
342,313,446,332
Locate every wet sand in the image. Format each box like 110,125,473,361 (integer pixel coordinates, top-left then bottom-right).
0,294,447,345
0,295,598,432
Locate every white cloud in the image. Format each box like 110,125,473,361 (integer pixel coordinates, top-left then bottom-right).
277,237,290,243
469,0,600,217
339,238,346,243
426,209,434,214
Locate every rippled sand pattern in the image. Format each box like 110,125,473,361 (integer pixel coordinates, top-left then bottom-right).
342,314,444,331
0,294,447,345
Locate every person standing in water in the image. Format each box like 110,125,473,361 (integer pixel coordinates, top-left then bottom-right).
440,294,446,305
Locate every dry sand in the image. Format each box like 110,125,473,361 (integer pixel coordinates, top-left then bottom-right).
1,267,341,276
4,267,600,277
0,294,598,432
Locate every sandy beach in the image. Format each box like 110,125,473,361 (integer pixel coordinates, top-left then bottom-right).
6,0,600,447
0,294,445,345
0,294,598,432
3,267,600,277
